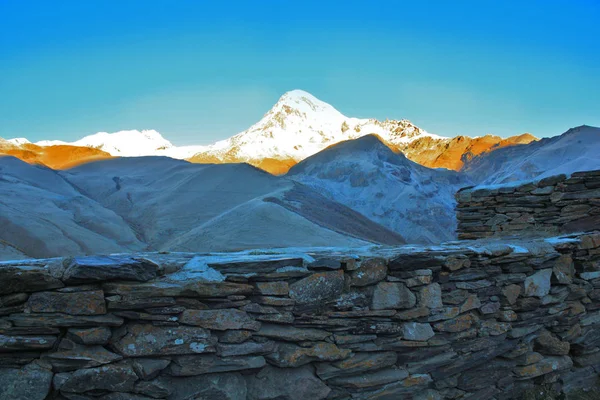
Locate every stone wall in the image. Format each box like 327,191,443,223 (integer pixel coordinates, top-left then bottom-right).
456,170,600,240
1,232,600,399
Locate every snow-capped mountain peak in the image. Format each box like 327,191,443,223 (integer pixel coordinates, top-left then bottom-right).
7,138,31,145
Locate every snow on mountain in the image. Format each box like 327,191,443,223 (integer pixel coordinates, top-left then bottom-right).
188,90,445,168
288,134,472,244
463,125,600,185
32,129,206,159
7,138,31,145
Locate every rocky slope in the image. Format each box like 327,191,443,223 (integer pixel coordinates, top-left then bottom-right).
463,125,600,185
0,155,405,260
288,134,472,244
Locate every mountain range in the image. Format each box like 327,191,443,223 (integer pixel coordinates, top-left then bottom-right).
2,90,536,174
1,90,599,261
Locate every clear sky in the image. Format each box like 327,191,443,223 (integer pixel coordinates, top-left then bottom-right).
1,0,599,144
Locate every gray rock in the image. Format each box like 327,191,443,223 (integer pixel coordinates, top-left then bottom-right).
103,280,253,298
327,367,409,388
219,330,253,344
63,256,159,283
54,362,139,393
42,339,122,371
0,361,53,400
552,254,574,284
132,358,171,380
167,354,265,375
27,290,106,315
0,334,57,351
7,313,123,327
403,322,435,341
67,326,112,345
371,282,416,310
254,281,289,296
133,378,171,398
316,351,397,380
255,323,329,341
111,323,216,356
246,365,330,400
417,283,443,308
289,270,344,304
350,258,387,287
266,342,350,367
180,309,260,331
217,341,276,357
166,372,247,400
523,269,552,297
0,265,64,295
513,356,573,379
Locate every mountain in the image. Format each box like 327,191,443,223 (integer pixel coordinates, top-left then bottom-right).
7,90,536,174
463,125,600,185
287,134,472,244
0,155,405,260
36,129,207,159
188,90,537,174
0,156,145,259
0,138,113,169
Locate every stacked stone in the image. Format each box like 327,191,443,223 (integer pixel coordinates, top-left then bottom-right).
456,170,600,240
0,233,600,399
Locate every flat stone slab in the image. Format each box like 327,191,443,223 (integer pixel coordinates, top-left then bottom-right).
0,265,63,295
111,323,216,356
63,256,160,283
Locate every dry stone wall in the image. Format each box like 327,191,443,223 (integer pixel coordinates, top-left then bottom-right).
456,170,600,240
1,232,600,399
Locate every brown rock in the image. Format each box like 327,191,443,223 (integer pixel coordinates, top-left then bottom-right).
27,290,106,315
289,270,345,304
266,342,350,367
372,282,416,310
350,258,387,287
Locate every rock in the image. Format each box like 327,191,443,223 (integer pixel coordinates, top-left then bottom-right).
217,341,276,357
524,269,552,297
508,324,543,339
220,330,253,344
27,290,106,315
395,307,430,321
255,323,329,341
316,351,397,380
54,362,139,393
513,356,573,379
106,296,177,310
132,358,171,380
552,255,574,284
0,293,28,307
165,372,247,400
180,309,260,331
43,340,122,372
479,302,501,314
403,322,435,341
433,314,477,333
0,334,57,351
350,258,387,287
103,281,253,298
254,282,289,296
372,282,416,310
417,283,443,308
7,313,123,327
502,284,521,305
455,280,492,290
534,330,570,355
0,361,53,400
266,342,350,367
327,367,409,388
246,365,331,400
133,379,171,398
459,294,482,313
111,323,216,356
62,256,159,283
167,354,265,375
67,326,112,345
480,320,511,336
0,265,64,295
289,270,344,304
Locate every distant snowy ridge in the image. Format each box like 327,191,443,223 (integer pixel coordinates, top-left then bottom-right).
34,129,207,159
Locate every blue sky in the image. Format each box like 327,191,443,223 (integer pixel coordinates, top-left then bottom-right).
1,0,599,144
